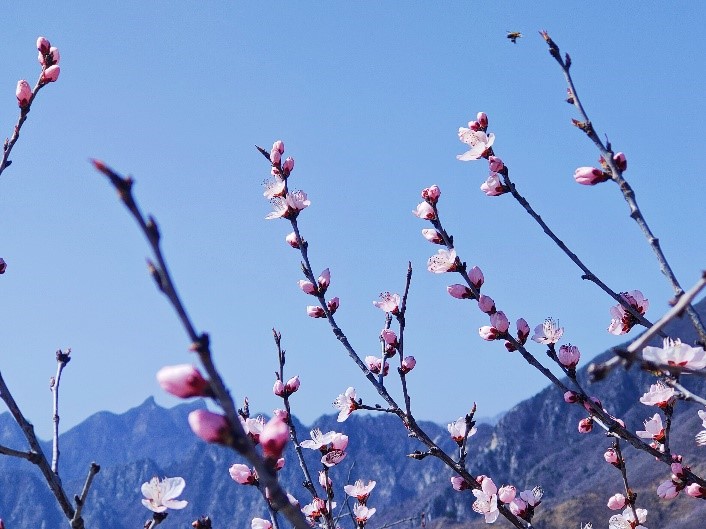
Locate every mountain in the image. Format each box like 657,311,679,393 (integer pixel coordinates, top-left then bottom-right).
2,300,706,529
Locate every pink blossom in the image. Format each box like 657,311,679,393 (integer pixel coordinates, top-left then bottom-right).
333,387,359,422
695,409,706,446
609,507,648,529
381,329,398,346
564,391,579,404
273,408,288,421
427,248,458,273
141,476,188,513
270,146,282,165
229,464,257,485
413,201,436,220
509,498,527,517
448,284,472,299
37,36,51,54
244,416,265,444
578,417,593,433
282,157,294,174
298,280,316,294
476,112,488,128
516,318,530,344
657,480,679,499
275,457,285,471
457,126,495,161
300,429,348,453
642,337,706,370
469,266,484,289
48,47,60,65
636,413,665,442
532,318,564,344
260,416,289,459
478,295,495,314
613,152,627,172
344,479,376,503
156,364,209,398
251,518,272,529
265,191,310,220
307,306,325,318
285,232,300,248
318,470,332,491
353,503,376,524
401,356,416,374
498,485,516,503
607,493,626,510
686,483,705,498
471,477,499,523
327,297,340,314
447,417,476,444
639,382,675,408
322,449,347,467
490,311,509,333
188,410,229,444
557,344,581,369
0,258,6,274
421,185,441,205
16,80,31,108
284,376,300,394
42,65,60,83
519,487,543,507
451,476,470,491
608,290,649,335
365,356,389,376
573,166,608,185
263,177,286,199
488,156,504,173
480,173,507,196
317,269,330,291
373,292,400,314
422,228,444,244
272,140,285,154
479,326,498,341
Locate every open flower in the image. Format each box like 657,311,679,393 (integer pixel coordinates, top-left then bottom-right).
480,173,507,196
353,503,376,525
229,464,257,485
642,337,706,370
141,476,188,513
333,387,359,422
608,507,647,529
636,413,665,442
427,248,458,273
472,477,499,523
639,382,675,408
607,290,648,335
447,416,476,444
695,410,706,446
532,318,564,344
457,126,495,161
345,480,376,503
373,292,400,314
251,518,273,529
265,191,311,220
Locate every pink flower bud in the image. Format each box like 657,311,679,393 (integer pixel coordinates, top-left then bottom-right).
49,47,60,65
307,306,325,318
270,148,282,165
285,376,300,394
480,173,507,196
583,396,602,413
563,391,578,404
381,329,398,346
490,311,509,333
516,318,530,344
607,493,626,510
557,344,581,368
447,284,473,299
327,297,339,314
509,498,527,517
498,485,516,503
671,462,684,478
42,65,60,83
273,379,285,397
260,416,289,459
478,295,495,314
298,280,316,294
401,356,416,374
613,152,627,172
156,364,210,398
282,157,294,174
0,258,6,274
577,417,593,433
252,519,272,529
275,457,285,471
421,185,441,205
422,228,444,244
229,463,257,485
657,480,679,499
478,326,497,341
272,140,285,154
285,232,300,248
317,268,330,291
38,51,46,66
37,36,51,54
489,156,504,173
468,120,481,131
413,201,436,220
476,112,488,128
469,266,484,289
604,448,620,466
573,166,609,185
188,410,229,444
16,80,31,108
273,408,289,421
450,476,469,491
686,483,705,498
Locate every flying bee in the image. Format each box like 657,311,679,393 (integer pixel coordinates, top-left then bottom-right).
506,31,523,44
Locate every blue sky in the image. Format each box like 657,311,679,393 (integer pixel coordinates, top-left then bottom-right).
1,2,705,439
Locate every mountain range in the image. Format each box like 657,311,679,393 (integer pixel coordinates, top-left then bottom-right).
2,300,706,529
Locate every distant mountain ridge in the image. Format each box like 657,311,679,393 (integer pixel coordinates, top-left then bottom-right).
2,299,706,528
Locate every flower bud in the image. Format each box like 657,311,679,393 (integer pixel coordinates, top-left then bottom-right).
229,463,256,485
604,448,620,466
270,148,282,165
657,480,679,499
42,65,60,83
498,485,516,503
447,284,472,299
37,36,51,54
607,493,626,510
0,258,6,274
413,202,436,220
469,266,484,289
273,408,289,421
16,80,31,108
613,152,627,172
577,417,593,433
273,379,285,397
516,318,530,344
557,344,581,368
450,476,469,491
686,483,705,498
573,166,608,185
157,364,210,398
285,376,300,394
307,306,325,318
478,295,495,314
49,47,60,65
476,112,488,128
380,329,398,346
327,297,340,314
272,140,285,154
260,416,289,459
317,268,330,291
285,232,300,248
188,410,229,444
422,228,444,244
275,457,285,471
563,391,578,403
488,156,504,173
282,157,294,174
421,185,441,205
298,280,316,294
401,356,416,374
490,311,509,333
478,326,497,341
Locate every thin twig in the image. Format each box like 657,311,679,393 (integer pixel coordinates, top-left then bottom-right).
71,462,100,529
665,378,706,407
541,31,706,346
396,263,414,416
93,160,310,529
614,440,640,525
0,444,36,461
52,348,71,474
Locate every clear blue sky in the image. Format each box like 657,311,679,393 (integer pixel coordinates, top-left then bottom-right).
1,2,705,439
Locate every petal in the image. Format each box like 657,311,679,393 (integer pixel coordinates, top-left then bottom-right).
161,477,186,501
163,499,188,510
